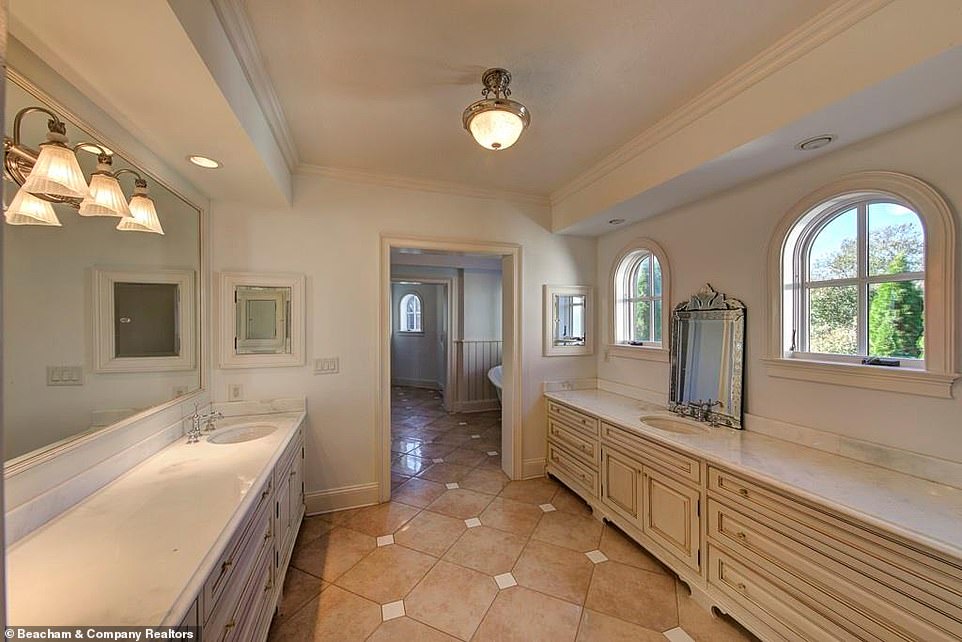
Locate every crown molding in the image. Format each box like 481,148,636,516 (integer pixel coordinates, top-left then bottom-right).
211,0,300,171
550,0,890,206
297,163,551,206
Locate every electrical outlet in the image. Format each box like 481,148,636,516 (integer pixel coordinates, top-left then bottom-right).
314,357,339,375
228,383,244,401
47,365,83,386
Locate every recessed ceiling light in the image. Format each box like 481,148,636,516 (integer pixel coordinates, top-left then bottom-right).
795,135,835,151
608,218,626,225
187,155,221,169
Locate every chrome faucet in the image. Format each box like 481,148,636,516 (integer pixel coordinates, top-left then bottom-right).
185,404,224,443
691,399,722,424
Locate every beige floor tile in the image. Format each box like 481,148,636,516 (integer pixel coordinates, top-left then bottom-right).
405,442,457,460
499,477,560,504
441,448,486,467
335,544,436,604
576,609,667,641
393,477,447,508
368,616,459,641
293,516,333,551
320,506,363,526
393,453,433,476
395,509,467,556
479,497,544,536
512,540,594,605
418,461,473,483
426,488,494,520
459,467,509,495
431,433,473,447
344,501,420,537
274,567,327,621
405,560,498,640
267,585,380,641
465,437,501,453
473,586,582,642
676,579,758,641
392,472,411,490
551,485,594,516
531,510,603,552
585,560,678,631
442,526,526,576
290,526,376,581
475,455,505,470
599,525,670,575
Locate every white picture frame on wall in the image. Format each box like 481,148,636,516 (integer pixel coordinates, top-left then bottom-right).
218,271,306,368
91,267,197,373
543,285,594,357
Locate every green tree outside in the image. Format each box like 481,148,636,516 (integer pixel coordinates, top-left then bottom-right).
868,253,924,358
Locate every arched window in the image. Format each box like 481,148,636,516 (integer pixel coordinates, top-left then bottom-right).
611,240,669,351
398,293,422,333
768,172,957,397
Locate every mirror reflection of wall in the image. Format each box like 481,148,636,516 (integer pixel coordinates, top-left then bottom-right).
554,293,587,346
235,285,292,355
3,74,202,462
543,285,593,356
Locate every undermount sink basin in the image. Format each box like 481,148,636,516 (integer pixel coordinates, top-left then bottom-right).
208,424,277,444
640,415,710,435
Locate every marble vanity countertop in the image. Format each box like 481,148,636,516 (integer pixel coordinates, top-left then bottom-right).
6,408,306,626
545,389,962,560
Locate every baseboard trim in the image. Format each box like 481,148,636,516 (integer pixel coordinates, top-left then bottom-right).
450,399,501,413
305,482,379,515
522,457,546,479
391,378,440,390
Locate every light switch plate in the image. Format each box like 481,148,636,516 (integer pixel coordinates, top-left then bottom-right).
314,357,339,374
47,365,83,386
228,383,244,401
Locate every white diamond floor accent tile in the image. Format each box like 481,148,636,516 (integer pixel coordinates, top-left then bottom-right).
470,434,481,439
494,572,517,590
381,600,405,621
458,421,468,426
585,550,608,564
539,503,557,512
376,535,395,547
445,482,460,490
432,458,444,463
663,627,696,642
464,517,482,528
486,451,498,456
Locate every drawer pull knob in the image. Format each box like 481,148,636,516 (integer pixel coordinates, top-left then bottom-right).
225,620,236,631
221,560,233,574
736,582,747,593
736,531,747,540
290,470,297,478
264,579,274,593
738,488,749,497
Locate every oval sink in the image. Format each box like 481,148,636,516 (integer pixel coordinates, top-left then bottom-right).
208,424,277,444
640,415,709,435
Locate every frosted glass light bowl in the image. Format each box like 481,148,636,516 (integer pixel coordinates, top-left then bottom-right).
208,424,277,444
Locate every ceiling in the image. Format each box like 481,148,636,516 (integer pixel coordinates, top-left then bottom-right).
242,0,834,196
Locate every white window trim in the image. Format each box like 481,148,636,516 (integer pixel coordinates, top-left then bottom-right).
765,171,958,398
607,238,670,363
398,292,424,334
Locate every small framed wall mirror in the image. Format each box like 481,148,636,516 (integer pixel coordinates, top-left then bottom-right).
543,285,594,356
669,284,745,428
219,272,305,368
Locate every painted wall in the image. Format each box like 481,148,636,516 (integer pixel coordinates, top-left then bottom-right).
211,174,596,495
391,282,443,389
597,105,962,463
462,269,502,340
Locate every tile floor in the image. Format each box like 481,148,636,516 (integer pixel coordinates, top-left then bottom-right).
267,387,758,641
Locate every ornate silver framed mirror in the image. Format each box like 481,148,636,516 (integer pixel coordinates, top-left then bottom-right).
669,284,745,429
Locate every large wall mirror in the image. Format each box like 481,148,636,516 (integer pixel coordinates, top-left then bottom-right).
3,72,203,464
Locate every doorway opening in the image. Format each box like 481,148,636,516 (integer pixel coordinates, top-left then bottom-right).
379,237,521,502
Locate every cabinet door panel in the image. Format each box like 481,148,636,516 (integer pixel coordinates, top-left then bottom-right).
643,466,700,570
601,447,641,524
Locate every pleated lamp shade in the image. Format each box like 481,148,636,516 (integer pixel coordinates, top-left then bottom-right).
116,182,163,234
21,142,89,199
5,186,62,226
80,172,131,217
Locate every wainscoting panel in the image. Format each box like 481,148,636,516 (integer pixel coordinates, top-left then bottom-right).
452,340,502,412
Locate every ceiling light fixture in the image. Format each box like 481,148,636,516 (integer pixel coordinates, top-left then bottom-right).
462,68,530,151
795,135,835,151
4,106,163,231
187,155,221,169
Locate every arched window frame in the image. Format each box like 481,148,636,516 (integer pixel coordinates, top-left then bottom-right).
765,172,958,398
608,238,671,362
398,292,423,333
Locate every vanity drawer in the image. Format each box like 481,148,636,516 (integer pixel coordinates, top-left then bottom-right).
547,401,599,436
708,500,961,641
547,442,599,497
276,427,303,479
708,467,962,624
206,528,273,642
601,422,700,484
547,418,599,467
708,544,859,642
203,486,274,623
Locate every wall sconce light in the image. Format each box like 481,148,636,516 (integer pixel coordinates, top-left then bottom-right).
3,106,162,231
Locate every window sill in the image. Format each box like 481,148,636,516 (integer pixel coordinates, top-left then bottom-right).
761,357,959,399
606,344,669,363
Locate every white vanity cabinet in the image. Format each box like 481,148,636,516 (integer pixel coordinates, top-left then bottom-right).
544,395,962,642
178,424,304,642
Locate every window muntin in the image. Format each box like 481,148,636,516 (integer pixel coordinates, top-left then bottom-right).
794,199,925,365
615,249,663,346
398,293,423,333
